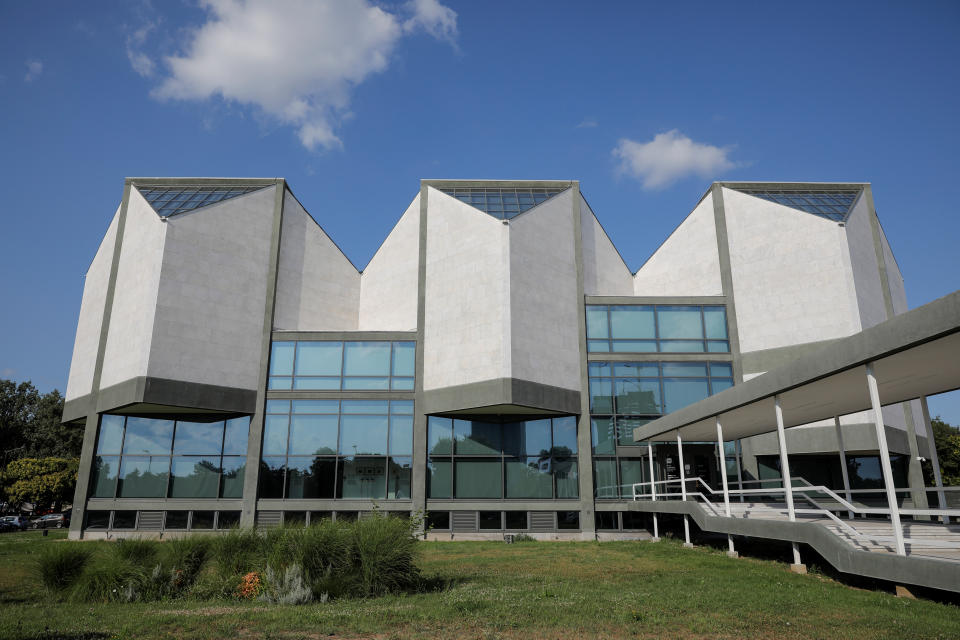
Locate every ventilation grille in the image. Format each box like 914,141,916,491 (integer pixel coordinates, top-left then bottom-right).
137,511,163,531
256,511,282,528
451,511,478,531
529,512,556,531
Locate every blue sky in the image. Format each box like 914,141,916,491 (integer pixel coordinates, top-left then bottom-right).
1,0,959,422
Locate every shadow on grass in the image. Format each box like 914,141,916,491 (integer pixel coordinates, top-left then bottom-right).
418,574,469,593
4,630,111,640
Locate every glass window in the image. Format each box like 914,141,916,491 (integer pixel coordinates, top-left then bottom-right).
553,457,579,498
662,378,710,414
173,421,224,455
387,457,412,498
427,459,452,498
618,459,646,499
711,379,734,394
703,307,728,339
593,459,618,498
295,342,342,376
505,511,527,529
112,511,137,529
596,512,618,530
262,415,289,456
392,342,416,377
269,342,295,376
505,457,552,498
428,417,453,455
293,399,339,414
389,414,413,456
657,306,703,339
661,362,708,377
258,457,286,498
97,415,125,454
478,511,501,530
218,511,241,529
552,416,578,454
286,457,336,499
503,420,551,457
266,399,291,414
709,362,733,378
90,456,119,498
85,511,110,529
610,306,655,339
616,418,651,447
169,456,220,498
165,511,189,529
192,511,215,530
339,415,388,455
122,418,173,455
557,511,580,530
338,456,386,499
455,460,502,498
454,421,501,455
117,456,169,497
341,400,389,414
589,378,614,414
591,419,616,455
343,342,391,376
426,511,450,530
585,306,609,339
289,414,338,455
220,456,245,498
223,417,250,455
615,378,661,414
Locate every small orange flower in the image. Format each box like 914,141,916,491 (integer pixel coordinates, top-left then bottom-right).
235,571,262,600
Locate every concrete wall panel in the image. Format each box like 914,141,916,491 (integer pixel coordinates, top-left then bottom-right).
358,195,420,330
633,193,723,296
423,188,509,390
724,187,861,353
99,189,167,389
66,206,120,400
274,191,360,331
509,189,581,390
879,224,908,314
146,186,277,391
580,196,633,296
844,194,887,330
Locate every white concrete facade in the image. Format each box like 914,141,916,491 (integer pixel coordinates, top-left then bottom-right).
358,195,420,331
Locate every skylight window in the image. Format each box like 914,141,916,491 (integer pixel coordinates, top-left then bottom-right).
734,187,861,222
136,185,267,218
437,187,566,220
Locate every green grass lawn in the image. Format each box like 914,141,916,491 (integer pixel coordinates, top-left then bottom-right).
1,530,959,639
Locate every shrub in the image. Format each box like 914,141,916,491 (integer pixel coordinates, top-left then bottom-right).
69,553,146,603
211,528,262,576
162,536,210,590
235,571,263,600
259,563,313,605
35,544,92,594
112,538,157,567
351,513,421,597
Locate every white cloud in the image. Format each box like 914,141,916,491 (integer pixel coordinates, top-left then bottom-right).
127,24,157,77
613,130,735,190
150,0,458,150
576,117,598,129
24,59,43,82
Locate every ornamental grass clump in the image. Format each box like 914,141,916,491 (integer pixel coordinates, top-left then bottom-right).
35,544,92,594
351,513,421,597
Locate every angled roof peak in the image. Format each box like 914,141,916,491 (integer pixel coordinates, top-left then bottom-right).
726,184,863,222
135,184,270,218
431,182,570,220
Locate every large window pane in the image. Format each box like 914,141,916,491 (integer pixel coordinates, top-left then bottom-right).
117,456,169,497
615,378,661,415
289,414,338,455
122,418,173,455
293,399,339,414
389,415,413,456
169,456,220,498
294,377,341,390
663,378,710,413
427,459,451,498
90,456,119,498
388,457,412,499
223,417,250,455
503,420,551,457
611,340,657,352
428,417,453,455
616,418,650,446
392,342,416,377
220,456,245,498
657,306,703,339
552,416,578,454
711,379,734,394
269,341,295,375
613,362,659,377
553,458,579,498
585,306,609,339
505,457,552,498
455,460,502,498
591,418,616,455
618,459,647,498
343,342,391,376
610,306,655,339
661,362,708,377
589,378,614,414
262,415,289,456
341,400,389,414
97,415,125,454
258,457,285,498
703,307,728,339
342,377,389,390
295,342,342,376
339,415,388,455
593,459,618,498
338,456,386,499
286,456,336,499
709,362,733,378
659,340,705,353
173,420,224,455
454,421,501,455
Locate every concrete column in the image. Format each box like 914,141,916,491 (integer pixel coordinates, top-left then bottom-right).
834,415,855,519
774,395,803,568
735,439,745,503
715,417,736,556
648,442,659,541
920,397,949,523
902,401,930,519
865,363,906,556
410,183,429,531
677,433,692,547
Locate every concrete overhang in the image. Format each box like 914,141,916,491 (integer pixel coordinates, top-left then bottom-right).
421,377,580,419
634,290,960,443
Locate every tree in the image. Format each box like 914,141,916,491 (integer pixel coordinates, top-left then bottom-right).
930,416,960,486
0,379,78,463
0,458,79,512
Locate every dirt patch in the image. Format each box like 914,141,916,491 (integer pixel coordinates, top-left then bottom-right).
159,606,269,616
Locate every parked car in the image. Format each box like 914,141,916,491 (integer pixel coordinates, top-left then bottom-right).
31,513,70,529
0,515,29,530
0,520,17,533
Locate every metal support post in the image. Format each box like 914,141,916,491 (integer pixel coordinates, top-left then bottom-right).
715,417,735,556
677,433,692,547
648,442,659,541
866,363,906,556
774,395,803,568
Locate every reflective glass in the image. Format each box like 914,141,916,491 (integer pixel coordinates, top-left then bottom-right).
338,456,387,499
589,362,612,376
262,415,289,456
612,340,657,352
387,457,412,498
613,362,659,377
615,379,661,414
286,456,336,499
503,420,551,457
173,420,224,455
295,342,342,376
270,342,295,376
454,421,501,455
165,511,189,529
711,379,734,394
258,457,285,498
294,377,340,390
341,400,389,414
709,362,734,378
428,417,453,455
122,418,174,455
223,417,250,455
661,362,708,377
553,458,579,498
169,456,220,498
479,511,501,530
585,306,609,339
97,415,125,454
427,511,450,529
594,459,618,497
707,340,730,353
289,414,338,455
192,511,215,530
589,378,614,414
117,456,169,497
591,418,616,454
557,511,580,529
342,376,389,390
427,459,452,498
392,342,416,377
293,400,339,414
660,340,705,353
138,185,266,217
339,415,388,455
662,378,710,414
610,306,655,339
343,342,391,376
617,418,651,446
220,456,245,498
552,416,578,454
391,377,415,390
703,307,728,339
268,377,293,390
657,306,703,339
505,457,552,498
505,511,527,529
455,460,502,498
112,511,137,529
587,339,610,352
389,415,413,456
91,456,119,497
391,400,414,414
618,459,646,498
